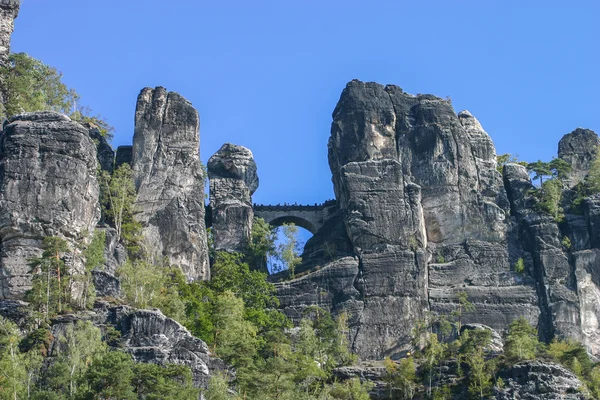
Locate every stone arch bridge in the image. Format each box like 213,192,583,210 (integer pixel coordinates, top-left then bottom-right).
253,200,336,234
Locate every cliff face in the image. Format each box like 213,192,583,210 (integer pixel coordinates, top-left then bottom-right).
0,112,100,299
132,87,209,281
276,79,600,360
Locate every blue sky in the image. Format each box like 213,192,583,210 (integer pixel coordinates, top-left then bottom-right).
11,1,600,206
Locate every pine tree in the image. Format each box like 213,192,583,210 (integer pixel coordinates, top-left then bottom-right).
505,317,539,363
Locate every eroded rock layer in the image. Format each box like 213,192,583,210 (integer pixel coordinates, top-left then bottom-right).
132,87,209,281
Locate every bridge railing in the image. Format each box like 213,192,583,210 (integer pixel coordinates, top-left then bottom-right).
253,199,336,212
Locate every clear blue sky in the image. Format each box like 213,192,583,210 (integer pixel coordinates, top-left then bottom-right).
11,1,600,206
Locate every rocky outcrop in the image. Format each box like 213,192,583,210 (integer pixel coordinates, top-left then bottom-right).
558,128,599,188
132,87,209,281
208,143,258,253
50,303,216,389
278,80,537,359
495,361,586,399
0,112,100,299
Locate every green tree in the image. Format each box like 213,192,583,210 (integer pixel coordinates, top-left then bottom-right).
467,348,493,399
514,258,525,274
549,157,572,180
78,230,106,309
328,378,373,400
59,321,106,398
1,53,113,139
99,164,138,246
496,153,527,173
527,160,552,186
247,217,276,272
0,316,27,400
1,52,77,117
423,334,446,398
117,260,166,310
536,178,565,221
83,350,136,400
275,223,303,278
27,236,70,319
204,373,233,400
504,317,539,363
132,363,199,400
212,291,258,375
451,291,475,334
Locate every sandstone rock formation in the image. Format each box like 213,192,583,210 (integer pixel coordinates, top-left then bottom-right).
0,112,100,299
495,361,586,399
278,80,538,359
274,81,600,362
558,128,600,188
50,303,215,389
208,143,258,253
132,87,209,281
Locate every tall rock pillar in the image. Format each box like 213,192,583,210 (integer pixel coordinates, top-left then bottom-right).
132,87,209,281
208,143,258,253
0,112,100,299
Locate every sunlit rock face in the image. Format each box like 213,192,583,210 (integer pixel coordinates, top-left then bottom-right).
132,87,209,281
208,143,258,253
278,80,541,359
558,128,600,188
0,112,100,299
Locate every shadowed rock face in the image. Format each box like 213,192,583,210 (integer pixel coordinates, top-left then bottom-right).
208,143,258,253
132,87,209,281
0,112,100,299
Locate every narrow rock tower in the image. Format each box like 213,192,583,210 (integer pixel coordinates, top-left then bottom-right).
132,87,210,281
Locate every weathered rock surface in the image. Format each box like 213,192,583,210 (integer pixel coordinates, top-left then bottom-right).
0,112,100,299
208,143,258,253
50,303,215,389
495,361,586,399
278,80,536,359
558,128,600,188
132,87,209,281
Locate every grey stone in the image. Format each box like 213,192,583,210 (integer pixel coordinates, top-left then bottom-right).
132,87,209,281
88,126,114,173
0,112,100,299
558,128,600,188
50,304,215,389
208,143,258,253
495,361,586,399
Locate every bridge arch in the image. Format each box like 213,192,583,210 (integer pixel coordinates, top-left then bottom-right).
264,215,317,234
253,202,335,235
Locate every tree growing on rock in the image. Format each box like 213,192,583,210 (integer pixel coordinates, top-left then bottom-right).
27,236,70,319
504,317,540,363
